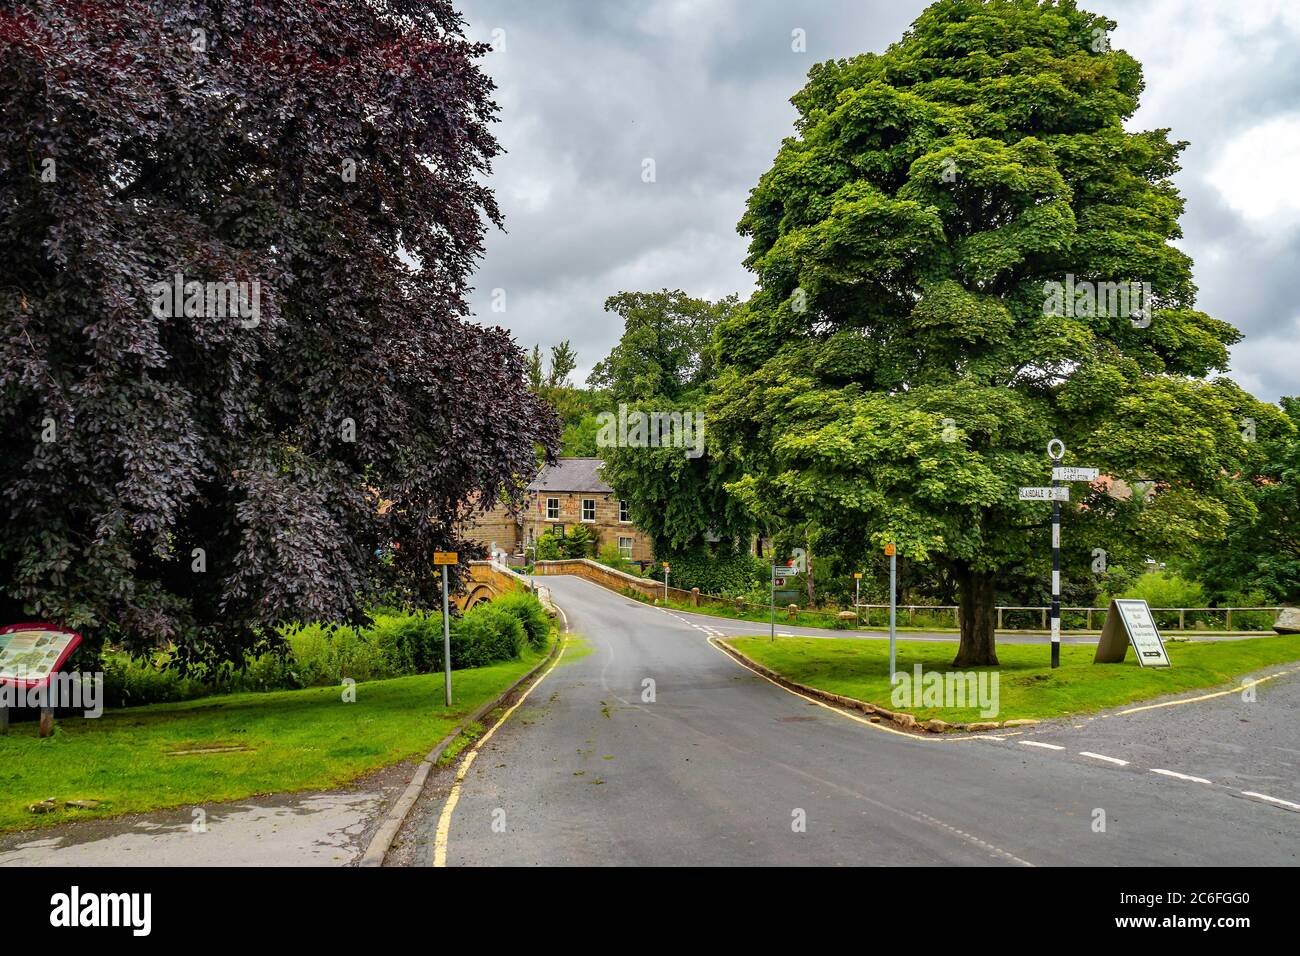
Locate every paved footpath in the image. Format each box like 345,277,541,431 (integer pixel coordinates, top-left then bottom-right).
397,575,1299,866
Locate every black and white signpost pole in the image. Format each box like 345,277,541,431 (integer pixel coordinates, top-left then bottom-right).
1048,438,1064,669
1019,441,1097,670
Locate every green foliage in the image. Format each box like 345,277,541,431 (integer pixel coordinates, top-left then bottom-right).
99,603,536,708
597,542,630,572
588,290,737,400
449,605,527,668
711,0,1286,663
650,546,767,597
490,591,552,649
561,523,597,558
1180,396,1300,604
534,530,564,561
1107,569,1206,608
587,290,758,554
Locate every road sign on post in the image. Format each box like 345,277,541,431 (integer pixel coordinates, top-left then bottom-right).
1017,440,1097,669
662,562,670,604
1018,486,1069,501
434,552,458,704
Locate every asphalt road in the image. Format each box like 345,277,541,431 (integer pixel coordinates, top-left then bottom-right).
401,575,1300,866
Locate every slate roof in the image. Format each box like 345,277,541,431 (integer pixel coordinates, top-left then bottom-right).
526,458,613,493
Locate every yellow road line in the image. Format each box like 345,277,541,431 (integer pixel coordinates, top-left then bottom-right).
432,606,569,868
1115,667,1296,715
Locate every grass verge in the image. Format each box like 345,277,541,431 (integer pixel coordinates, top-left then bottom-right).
0,639,552,833
726,634,1300,724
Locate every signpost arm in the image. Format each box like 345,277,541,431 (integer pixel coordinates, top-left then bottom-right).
442,565,452,706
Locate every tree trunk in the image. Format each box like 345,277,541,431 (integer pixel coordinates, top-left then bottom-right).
953,565,999,667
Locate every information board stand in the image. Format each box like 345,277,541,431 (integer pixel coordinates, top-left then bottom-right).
1094,599,1171,667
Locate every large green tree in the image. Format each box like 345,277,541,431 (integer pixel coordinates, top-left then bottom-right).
1181,397,1300,605
593,291,753,554
713,0,1288,665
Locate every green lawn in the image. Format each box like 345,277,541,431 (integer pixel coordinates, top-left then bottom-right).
727,634,1300,724
0,639,554,833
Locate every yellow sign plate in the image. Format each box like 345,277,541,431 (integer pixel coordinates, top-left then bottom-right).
433,552,459,565
884,543,896,556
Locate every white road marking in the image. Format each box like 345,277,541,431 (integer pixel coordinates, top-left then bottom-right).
1151,768,1212,785
1241,791,1300,811
1019,740,1065,751
1079,751,1129,766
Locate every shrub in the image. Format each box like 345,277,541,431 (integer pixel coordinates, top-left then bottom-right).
372,612,443,673
562,523,597,558
449,604,526,668
1108,569,1207,608
101,653,208,708
491,591,552,649
535,530,564,561
652,546,767,596
597,542,628,572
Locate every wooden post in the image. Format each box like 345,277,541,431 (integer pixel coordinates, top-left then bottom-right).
1041,608,1047,629
787,603,798,621
1226,608,1233,631
997,607,1004,630
39,705,54,738
1086,608,1092,630
1179,608,1186,631
0,705,8,735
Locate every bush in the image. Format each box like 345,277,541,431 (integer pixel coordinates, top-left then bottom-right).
372,612,443,673
535,530,563,561
597,542,628,573
652,546,767,596
1108,569,1207,608
98,600,537,709
101,653,208,708
491,591,552,649
449,604,526,668
561,523,597,558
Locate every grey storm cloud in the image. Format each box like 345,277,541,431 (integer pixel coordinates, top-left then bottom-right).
460,0,1300,403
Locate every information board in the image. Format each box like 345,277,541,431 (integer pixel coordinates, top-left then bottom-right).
0,624,83,688
1094,599,1171,667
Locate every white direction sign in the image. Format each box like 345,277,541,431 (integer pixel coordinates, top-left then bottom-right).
1019,486,1069,502
1052,466,1099,482
1094,598,1171,667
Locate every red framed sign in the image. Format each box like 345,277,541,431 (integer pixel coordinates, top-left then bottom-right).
0,623,83,689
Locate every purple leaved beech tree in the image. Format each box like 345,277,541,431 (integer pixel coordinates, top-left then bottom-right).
0,0,558,665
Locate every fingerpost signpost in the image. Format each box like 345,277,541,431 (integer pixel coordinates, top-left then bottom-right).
434,551,457,704
1018,440,1098,668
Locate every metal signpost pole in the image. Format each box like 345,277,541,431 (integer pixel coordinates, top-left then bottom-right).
886,543,897,682
434,551,458,706
770,556,777,643
1048,439,1064,670
442,564,452,705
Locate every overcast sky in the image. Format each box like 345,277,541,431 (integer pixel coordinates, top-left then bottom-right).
458,0,1300,403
